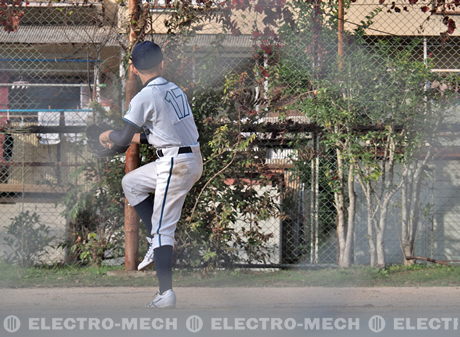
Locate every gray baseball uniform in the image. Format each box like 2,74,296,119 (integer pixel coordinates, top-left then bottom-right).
121,76,203,249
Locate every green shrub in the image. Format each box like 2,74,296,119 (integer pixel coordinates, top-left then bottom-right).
2,211,54,267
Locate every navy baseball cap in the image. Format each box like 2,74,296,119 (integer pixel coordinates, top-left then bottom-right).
131,41,163,70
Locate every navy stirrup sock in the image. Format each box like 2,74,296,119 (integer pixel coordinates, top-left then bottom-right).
134,195,154,235
135,197,173,293
154,245,173,293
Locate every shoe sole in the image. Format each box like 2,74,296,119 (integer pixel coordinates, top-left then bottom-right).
137,260,154,271
146,304,176,309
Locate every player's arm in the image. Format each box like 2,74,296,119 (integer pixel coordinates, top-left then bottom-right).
99,121,148,149
99,91,151,149
130,132,149,145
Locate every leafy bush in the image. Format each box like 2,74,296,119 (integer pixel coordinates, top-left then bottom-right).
173,84,280,268
60,102,127,266
2,211,54,267
60,155,126,266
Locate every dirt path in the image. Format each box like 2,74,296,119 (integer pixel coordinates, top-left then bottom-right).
2,286,460,310
1,287,460,337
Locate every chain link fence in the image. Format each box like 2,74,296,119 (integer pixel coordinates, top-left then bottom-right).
0,1,121,264
0,0,459,267
345,1,460,264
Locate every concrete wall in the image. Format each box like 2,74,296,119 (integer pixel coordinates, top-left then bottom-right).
353,158,460,265
0,202,66,264
432,160,460,260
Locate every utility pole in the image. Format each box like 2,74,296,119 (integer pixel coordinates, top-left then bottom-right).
312,0,321,73
124,0,141,271
337,0,345,71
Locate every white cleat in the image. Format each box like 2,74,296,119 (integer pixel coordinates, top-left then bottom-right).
138,237,155,271
146,289,176,309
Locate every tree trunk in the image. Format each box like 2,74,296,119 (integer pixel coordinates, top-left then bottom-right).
375,176,401,268
335,148,347,267
401,149,431,266
401,172,414,266
374,134,400,268
375,229,385,268
375,202,388,268
335,147,356,268
342,162,356,267
357,168,377,267
402,244,415,266
366,196,377,267
368,225,377,266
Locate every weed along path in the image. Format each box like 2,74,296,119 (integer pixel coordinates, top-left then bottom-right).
1,287,460,337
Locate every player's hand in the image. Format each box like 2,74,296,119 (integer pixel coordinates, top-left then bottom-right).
99,130,114,149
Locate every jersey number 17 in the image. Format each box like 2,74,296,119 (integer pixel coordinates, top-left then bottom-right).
164,88,191,121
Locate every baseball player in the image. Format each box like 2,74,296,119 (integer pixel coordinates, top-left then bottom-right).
99,41,203,309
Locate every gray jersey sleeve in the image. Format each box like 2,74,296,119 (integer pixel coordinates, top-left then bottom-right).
123,91,152,128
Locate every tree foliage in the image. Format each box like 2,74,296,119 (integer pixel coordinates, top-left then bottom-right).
275,0,458,266
0,0,24,32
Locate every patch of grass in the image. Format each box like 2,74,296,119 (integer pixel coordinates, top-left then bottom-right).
1,261,460,288
375,264,460,286
0,263,132,288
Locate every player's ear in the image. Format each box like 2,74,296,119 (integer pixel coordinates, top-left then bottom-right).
130,64,139,76
159,61,164,72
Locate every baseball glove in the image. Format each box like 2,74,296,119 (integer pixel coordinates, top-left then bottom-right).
86,124,129,157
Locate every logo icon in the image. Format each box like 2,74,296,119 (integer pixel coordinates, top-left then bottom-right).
186,315,203,333
3,315,20,333
368,315,385,333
